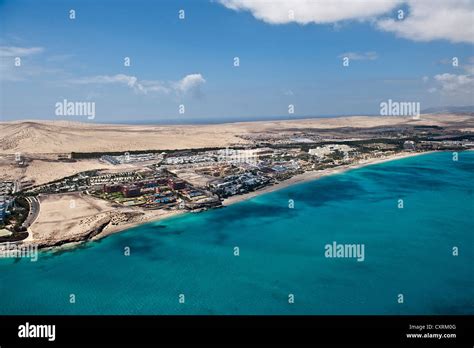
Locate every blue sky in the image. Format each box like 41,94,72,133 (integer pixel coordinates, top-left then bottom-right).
1,0,473,123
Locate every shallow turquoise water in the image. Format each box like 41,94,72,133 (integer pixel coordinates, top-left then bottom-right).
0,151,473,314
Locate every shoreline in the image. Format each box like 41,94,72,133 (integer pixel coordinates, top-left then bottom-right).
222,150,434,206
90,209,186,242
15,150,434,251
27,206,186,252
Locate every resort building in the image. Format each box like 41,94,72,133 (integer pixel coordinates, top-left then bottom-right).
168,179,186,190
122,185,141,198
309,144,354,158
403,141,416,151
103,184,122,193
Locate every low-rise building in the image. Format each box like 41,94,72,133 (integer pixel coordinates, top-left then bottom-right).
122,185,141,198
168,179,186,190
309,144,354,158
403,140,416,151
103,184,122,193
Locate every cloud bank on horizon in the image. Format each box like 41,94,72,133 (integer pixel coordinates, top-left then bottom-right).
218,0,474,44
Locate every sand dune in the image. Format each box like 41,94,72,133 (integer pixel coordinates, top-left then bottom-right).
0,120,247,154
1,114,472,155
0,114,472,186
0,158,135,186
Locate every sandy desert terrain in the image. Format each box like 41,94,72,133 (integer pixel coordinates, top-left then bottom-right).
1,114,472,186
27,193,180,248
0,157,136,186
1,114,472,155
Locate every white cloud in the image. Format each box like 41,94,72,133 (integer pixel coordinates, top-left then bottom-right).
339,51,378,61
218,0,401,24
463,64,474,75
218,0,474,44
71,74,148,93
425,58,474,101
433,73,474,94
173,74,206,93
430,60,474,96
0,45,60,82
69,73,206,95
0,46,44,57
376,0,474,44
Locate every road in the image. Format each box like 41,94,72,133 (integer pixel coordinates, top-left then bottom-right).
23,196,40,228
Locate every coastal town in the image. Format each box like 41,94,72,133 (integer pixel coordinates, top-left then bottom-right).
0,114,473,247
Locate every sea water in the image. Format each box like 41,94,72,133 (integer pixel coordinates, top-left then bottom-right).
0,151,472,314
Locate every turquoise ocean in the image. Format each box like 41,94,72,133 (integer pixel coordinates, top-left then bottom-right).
0,151,473,314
